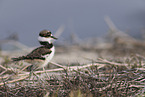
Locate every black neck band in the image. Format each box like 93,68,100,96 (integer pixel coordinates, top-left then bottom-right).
39,41,53,48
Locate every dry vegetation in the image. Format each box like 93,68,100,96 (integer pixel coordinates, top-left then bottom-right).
1,54,145,97
1,18,145,97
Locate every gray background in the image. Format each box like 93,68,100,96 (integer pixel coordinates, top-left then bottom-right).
0,0,145,46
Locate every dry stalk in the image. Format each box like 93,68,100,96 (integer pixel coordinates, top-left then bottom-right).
98,58,128,67
136,54,145,60
0,75,29,86
50,62,67,68
0,75,10,80
0,70,7,75
129,85,145,88
0,64,11,71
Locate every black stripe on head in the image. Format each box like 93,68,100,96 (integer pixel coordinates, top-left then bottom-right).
39,30,52,37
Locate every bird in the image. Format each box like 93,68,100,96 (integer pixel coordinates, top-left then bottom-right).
11,30,57,70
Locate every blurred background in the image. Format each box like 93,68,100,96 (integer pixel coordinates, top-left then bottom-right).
1,1,145,96
0,0,145,47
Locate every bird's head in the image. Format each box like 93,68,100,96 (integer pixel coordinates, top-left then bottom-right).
38,30,57,45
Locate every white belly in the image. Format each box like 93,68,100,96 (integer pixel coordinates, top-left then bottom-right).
40,46,55,68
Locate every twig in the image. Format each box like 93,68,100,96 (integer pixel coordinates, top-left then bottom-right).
0,64,9,70
129,85,145,88
0,64,16,75
50,62,66,68
0,70,7,75
0,75,10,80
18,64,32,73
54,24,65,38
98,58,128,67
136,54,145,60
0,76,29,86
104,16,118,32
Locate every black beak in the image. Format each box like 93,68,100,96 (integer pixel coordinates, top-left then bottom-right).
51,36,57,40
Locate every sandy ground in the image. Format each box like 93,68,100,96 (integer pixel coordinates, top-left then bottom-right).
53,45,98,65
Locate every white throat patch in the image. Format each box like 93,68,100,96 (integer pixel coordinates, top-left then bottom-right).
38,36,53,43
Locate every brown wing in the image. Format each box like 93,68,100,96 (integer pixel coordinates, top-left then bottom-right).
12,46,52,61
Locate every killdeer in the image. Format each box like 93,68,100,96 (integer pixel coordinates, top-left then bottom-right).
12,30,57,70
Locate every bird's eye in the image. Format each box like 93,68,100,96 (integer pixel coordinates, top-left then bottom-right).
47,32,51,36
39,33,43,36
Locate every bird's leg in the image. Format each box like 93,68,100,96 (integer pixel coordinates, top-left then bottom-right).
26,64,34,86
28,65,34,79
27,64,34,71
43,67,46,71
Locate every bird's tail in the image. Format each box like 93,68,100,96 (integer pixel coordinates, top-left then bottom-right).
11,56,25,61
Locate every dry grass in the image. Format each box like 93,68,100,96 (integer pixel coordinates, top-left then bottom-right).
0,54,145,97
